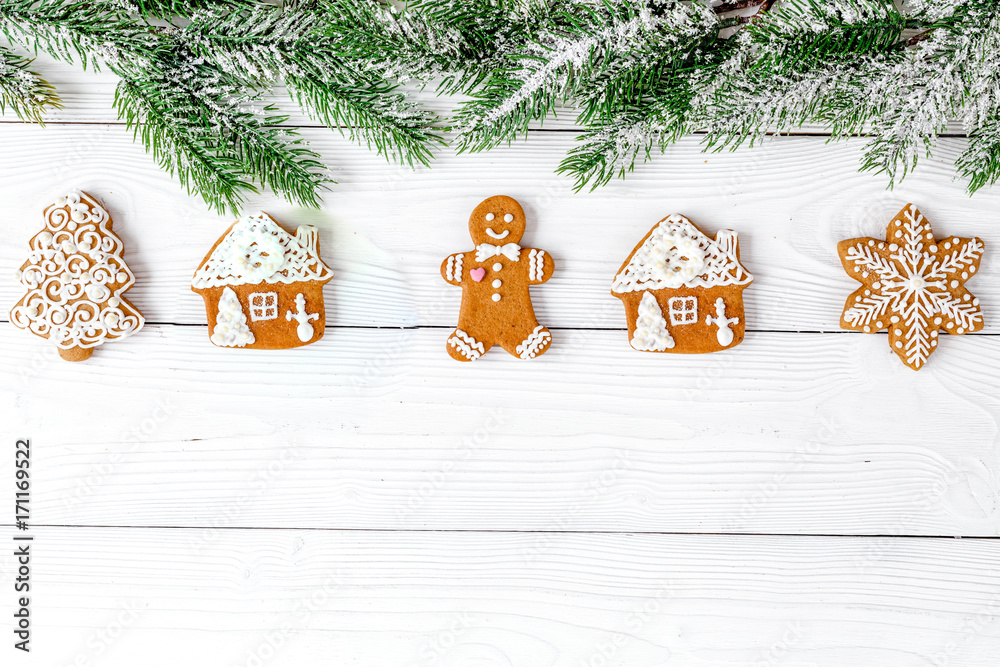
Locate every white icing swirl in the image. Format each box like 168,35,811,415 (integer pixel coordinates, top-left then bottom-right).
612,214,752,294
192,212,333,288
10,192,144,350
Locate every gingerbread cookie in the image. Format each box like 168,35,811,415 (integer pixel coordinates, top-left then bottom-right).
11,191,144,361
611,214,753,353
441,195,554,361
191,212,333,349
838,203,984,370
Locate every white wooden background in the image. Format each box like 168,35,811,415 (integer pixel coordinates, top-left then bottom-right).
3,54,1000,667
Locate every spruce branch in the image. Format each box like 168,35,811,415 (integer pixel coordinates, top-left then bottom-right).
179,3,444,167
115,42,330,213
0,45,60,121
0,0,157,71
115,77,253,214
449,1,720,153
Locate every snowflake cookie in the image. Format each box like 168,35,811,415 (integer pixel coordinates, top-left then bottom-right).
191,212,333,349
838,203,985,370
11,191,144,362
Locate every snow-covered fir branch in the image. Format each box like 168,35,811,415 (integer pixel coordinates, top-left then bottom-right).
2,0,1000,213
0,46,60,121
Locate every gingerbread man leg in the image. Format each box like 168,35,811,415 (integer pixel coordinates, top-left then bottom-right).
446,324,494,362
498,322,552,360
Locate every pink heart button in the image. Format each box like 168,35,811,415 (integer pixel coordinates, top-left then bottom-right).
470,268,486,282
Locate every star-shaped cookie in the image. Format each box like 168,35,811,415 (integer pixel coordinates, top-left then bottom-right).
838,203,985,370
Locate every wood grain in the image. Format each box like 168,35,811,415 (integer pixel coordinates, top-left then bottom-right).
5,325,999,536
2,57,999,667
0,126,996,332
2,528,998,667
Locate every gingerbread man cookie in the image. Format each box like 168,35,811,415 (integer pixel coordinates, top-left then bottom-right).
441,196,555,361
838,203,984,370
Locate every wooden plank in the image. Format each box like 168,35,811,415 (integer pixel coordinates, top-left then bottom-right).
5,527,999,666
0,126,995,332
5,325,999,536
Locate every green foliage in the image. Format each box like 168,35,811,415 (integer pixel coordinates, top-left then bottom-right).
0,46,59,121
0,0,441,214
1,0,1000,213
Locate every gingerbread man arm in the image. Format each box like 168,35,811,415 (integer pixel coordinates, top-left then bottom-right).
526,248,554,285
441,252,466,286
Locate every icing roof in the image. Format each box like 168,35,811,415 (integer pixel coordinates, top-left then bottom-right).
191,212,333,289
611,214,752,294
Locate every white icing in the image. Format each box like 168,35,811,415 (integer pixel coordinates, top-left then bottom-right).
492,279,502,288
492,293,501,302
476,243,520,262
446,253,464,282
448,329,484,360
528,249,546,281
492,262,503,272
248,291,277,321
842,204,984,369
285,293,319,342
504,214,514,222
516,325,551,359
668,296,698,325
705,297,738,347
630,291,674,351
611,215,752,294
10,191,144,350
211,287,254,347
485,213,495,221
191,213,333,288
485,228,510,240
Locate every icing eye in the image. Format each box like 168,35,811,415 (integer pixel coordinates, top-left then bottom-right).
504,214,514,222
485,213,495,221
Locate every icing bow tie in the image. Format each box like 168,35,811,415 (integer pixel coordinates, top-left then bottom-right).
476,243,521,262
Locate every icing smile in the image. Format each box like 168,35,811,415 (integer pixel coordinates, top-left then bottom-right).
485,227,509,240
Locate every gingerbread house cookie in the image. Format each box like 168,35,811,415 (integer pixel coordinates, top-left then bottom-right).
191,212,333,349
11,191,144,361
611,214,753,353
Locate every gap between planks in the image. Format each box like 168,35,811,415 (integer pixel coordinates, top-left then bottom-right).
3,321,999,336
6,523,999,539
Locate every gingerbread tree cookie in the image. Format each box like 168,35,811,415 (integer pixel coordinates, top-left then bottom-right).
191,212,333,350
11,191,144,361
838,203,985,370
611,214,753,353
441,195,554,361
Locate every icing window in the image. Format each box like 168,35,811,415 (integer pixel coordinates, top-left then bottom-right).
248,292,278,321
668,296,697,325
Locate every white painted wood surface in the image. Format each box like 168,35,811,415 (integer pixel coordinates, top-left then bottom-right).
2,51,999,666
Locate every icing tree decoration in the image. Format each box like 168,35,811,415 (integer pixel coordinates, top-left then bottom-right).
631,291,675,352
11,191,144,362
838,203,984,371
441,195,555,361
192,212,333,350
286,293,319,343
611,214,753,354
211,287,254,348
